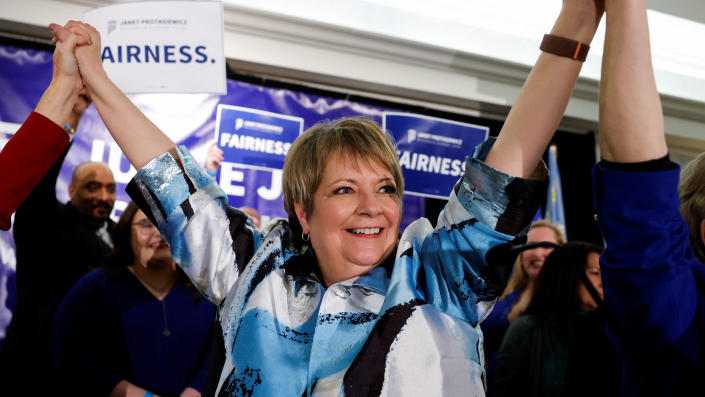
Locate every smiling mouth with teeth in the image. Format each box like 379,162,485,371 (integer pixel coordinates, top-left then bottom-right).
149,241,169,249
349,228,382,235
529,260,543,267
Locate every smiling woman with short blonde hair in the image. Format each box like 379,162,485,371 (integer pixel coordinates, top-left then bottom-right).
48,0,605,393
283,117,404,219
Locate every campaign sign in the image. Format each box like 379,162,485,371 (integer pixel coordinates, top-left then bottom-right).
84,0,225,94
215,104,303,171
216,165,285,228
384,112,489,199
214,105,303,226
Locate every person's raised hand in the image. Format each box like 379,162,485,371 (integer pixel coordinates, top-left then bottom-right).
205,143,224,172
66,88,93,131
564,0,605,28
47,22,85,92
555,0,605,44
48,22,96,129
58,21,106,91
33,22,88,128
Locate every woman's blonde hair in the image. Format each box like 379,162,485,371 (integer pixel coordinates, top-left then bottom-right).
282,116,404,223
679,152,705,263
499,220,566,300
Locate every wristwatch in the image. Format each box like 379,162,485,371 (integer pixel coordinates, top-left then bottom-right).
540,34,590,62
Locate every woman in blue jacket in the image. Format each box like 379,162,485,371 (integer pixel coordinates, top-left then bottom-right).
591,0,705,395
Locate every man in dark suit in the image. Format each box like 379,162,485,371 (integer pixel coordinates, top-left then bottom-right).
0,91,116,394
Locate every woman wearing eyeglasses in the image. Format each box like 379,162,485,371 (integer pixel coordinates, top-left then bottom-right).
52,202,216,397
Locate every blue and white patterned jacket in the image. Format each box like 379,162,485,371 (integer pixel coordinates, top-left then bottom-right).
127,139,546,397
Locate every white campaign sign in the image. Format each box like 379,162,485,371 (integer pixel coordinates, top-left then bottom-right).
84,0,225,94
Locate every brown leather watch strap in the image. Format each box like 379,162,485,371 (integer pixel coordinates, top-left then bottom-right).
540,34,590,62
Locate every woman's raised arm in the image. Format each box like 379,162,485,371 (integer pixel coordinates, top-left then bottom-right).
51,21,176,170
485,0,604,178
0,28,88,230
597,1,667,161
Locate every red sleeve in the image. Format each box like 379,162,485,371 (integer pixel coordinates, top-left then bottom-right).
0,112,70,230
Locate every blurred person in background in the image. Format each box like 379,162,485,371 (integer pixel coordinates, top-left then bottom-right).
492,242,605,397
481,220,565,386
52,202,215,397
0,30,117,395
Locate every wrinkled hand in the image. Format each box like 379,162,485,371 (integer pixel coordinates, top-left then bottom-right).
47,22,86,89
33,22,90,128
49,21,105,91
205,143,224,172
49,22,96,128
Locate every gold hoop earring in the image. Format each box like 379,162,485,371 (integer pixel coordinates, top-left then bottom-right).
301,232,310,242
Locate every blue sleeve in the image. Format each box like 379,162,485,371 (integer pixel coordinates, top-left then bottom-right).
127,146,262,304
592,163,699,353
450,139,548,237
394,139,547,326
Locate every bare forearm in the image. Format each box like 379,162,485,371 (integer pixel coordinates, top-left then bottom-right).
83,66,176,169
486,3,602,178
599,0,667,162
34,76,82,129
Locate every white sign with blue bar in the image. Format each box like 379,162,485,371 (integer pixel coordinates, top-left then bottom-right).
84,0,226,94
383,112,489,199
215,104,304,171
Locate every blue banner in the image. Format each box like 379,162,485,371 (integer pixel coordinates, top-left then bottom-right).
215,105,303,171
214,105,303,217
216,165,287,222
384,112,489,199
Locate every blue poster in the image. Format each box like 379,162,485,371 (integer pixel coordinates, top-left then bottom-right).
384,112,489,199
214,105,303,221
215,104,303,171
216,164,286,223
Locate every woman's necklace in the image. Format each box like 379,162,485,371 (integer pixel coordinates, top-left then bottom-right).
127,265,176,336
